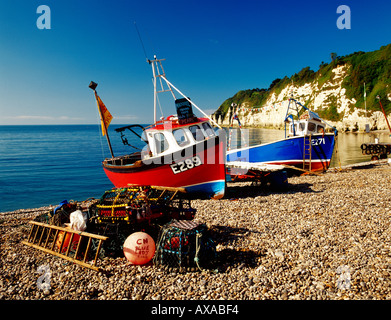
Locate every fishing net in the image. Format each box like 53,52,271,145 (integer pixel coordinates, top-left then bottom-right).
33,201,78,226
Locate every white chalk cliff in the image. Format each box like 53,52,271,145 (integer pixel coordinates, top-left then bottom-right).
215,45,391,132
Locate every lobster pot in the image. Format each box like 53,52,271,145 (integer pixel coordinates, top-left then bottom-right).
92,186,196,225
153,220,216,271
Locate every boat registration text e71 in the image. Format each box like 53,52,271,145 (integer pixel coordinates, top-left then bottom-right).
312,137,325,146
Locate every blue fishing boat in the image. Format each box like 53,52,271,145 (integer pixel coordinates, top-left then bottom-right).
227,98,338,173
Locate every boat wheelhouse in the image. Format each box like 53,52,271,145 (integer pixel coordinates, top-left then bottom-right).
286,112,326,137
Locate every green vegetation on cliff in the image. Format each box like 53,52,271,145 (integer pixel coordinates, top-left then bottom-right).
215,44,391,121
341,44,391,113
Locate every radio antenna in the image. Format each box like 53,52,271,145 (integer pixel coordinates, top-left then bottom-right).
134,21,148,60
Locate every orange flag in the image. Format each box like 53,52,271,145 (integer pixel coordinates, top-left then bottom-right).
95,92,113,136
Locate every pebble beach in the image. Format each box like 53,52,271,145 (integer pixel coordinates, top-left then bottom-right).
1,161,391,300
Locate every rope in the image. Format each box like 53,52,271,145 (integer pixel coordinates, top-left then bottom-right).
155,91,164,120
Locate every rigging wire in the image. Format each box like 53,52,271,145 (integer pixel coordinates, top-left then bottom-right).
134,21,148,60
134,22,165,119
156,92,164,119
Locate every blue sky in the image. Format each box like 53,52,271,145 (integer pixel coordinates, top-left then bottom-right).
1,0,390,125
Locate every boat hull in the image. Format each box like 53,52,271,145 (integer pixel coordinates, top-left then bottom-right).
227,133,335,172
103,135,226,199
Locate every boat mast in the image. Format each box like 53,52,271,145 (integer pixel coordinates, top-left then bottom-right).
89,81,115,158
364,82,367,119
364,82,370,133
148,55,176,124
148,55,222,129
152,59,157,124
376,95,391,135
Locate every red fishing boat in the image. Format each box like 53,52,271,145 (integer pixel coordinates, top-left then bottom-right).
90,56,226,199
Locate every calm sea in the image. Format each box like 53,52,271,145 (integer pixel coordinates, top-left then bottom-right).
0,125,389,212
0,125,147,212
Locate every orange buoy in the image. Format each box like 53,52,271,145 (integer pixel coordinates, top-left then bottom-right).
123,232,155,265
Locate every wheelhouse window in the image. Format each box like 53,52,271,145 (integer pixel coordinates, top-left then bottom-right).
299,122,306,132
154,132,169,154
202,122,215,138
308,122,316,132
173,128,189,147
290,123,298,134
317,125,325,133
189,125,205,142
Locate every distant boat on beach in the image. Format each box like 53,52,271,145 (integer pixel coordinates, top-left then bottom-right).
89,56,226,199
227,98,337,174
